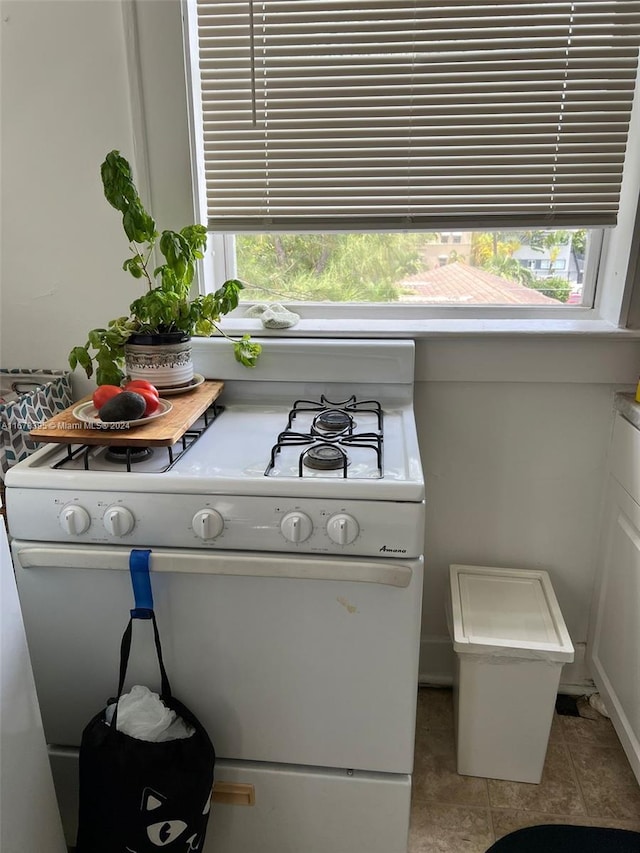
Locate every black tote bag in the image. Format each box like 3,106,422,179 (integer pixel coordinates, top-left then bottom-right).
76,612,215,853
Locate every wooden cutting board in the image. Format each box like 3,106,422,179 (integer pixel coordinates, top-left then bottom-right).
29,381,224,447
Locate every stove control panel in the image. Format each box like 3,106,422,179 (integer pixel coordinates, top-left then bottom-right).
10,489,425,559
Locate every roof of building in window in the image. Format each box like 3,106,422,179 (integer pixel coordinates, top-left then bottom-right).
399,261,560,305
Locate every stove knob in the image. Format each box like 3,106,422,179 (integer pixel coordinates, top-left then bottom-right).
192,509,224,540
103,506,135,537
59,504,91,536
327,513,359,546
280,511,313,543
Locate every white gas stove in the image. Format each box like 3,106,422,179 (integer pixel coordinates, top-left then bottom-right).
6,339,425,853
6,339,424,558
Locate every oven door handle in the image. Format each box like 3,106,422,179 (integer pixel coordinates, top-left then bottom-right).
14,546,414,588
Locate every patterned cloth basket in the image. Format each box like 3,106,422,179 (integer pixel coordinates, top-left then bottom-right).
0,368,73,479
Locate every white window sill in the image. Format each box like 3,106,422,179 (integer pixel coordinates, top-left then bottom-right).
194,315,640,384
219,315,640,340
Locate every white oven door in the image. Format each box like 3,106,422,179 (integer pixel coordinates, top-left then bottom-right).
11,542,423,775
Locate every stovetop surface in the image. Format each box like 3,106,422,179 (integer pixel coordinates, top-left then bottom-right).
7,399,424,501
6,341,425,500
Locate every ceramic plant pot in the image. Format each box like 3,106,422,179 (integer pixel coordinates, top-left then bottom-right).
124,331,194,390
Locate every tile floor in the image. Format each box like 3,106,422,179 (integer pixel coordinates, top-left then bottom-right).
410,687,640,852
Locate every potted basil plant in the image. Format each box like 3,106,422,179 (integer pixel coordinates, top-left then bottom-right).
69,150,261,389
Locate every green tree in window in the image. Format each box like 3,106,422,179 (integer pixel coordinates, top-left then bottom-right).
237,233,429,302
528,275,571,303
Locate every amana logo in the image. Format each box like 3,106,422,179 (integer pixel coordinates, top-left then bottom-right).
379,545,407,553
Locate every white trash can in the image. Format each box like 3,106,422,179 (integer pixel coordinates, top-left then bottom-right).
448,564,574,784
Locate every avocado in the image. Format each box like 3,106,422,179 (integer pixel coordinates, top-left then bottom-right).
98,390,147,422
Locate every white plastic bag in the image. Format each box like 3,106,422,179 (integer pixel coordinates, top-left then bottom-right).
105,685,195,742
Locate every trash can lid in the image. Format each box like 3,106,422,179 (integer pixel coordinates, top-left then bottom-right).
449,564,574,662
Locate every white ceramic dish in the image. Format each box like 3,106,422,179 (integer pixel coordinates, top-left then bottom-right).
72,398,173,428
154,373,205,396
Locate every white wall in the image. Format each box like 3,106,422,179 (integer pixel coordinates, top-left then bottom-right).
2,0,640,693
0,0,137,374
414,338,640,687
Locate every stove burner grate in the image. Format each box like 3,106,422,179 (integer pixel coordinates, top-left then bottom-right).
287,395,383,432
265,395,384,478
51,402,225,473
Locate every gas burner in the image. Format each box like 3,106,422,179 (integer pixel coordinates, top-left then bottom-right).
105,446,154,465
313,410,353,435
264,394,385,479
286,395,383,432
303,444,348,471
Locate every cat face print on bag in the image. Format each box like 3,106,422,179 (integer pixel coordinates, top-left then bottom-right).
125,787,212,852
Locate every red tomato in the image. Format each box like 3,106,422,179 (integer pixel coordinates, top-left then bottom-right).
125,380,159,395
130,387,160,417
124,381,160,416
92,385,122,410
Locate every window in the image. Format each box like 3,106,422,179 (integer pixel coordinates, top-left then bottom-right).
231,228,588,305
187,1,640,311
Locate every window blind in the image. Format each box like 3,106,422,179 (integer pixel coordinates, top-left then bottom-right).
193,1,640,231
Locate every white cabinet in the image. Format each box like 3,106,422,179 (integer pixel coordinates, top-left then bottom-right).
588,412,640,784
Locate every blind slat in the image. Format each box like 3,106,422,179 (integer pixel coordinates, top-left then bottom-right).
194,0,640,230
